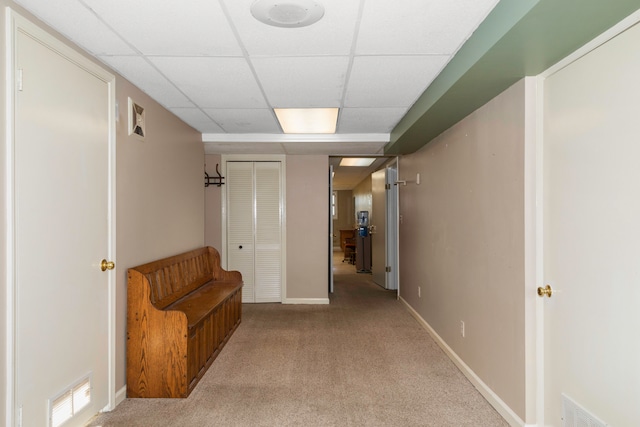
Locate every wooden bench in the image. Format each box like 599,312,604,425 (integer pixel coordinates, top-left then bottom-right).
126,246,243,398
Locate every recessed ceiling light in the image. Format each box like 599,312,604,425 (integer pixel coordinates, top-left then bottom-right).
274,108,338,134
340,158,376,167
251,0,325,28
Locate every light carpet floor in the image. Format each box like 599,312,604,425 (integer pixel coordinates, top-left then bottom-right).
89,256,508,426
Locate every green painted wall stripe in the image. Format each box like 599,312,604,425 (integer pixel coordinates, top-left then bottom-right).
386,0,640,155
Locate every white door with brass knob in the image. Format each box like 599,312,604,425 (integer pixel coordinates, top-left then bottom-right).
10,13,116,427
541,22,640,426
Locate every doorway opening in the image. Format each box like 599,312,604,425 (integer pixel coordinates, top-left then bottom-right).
328,156,399,297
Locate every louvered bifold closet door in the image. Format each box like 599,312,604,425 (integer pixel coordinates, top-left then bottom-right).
226,162,255,303
254,162,282,303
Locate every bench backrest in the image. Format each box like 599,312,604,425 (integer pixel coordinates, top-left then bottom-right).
129,247,224,310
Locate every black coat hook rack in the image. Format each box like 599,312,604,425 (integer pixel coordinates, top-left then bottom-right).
205,163,225,188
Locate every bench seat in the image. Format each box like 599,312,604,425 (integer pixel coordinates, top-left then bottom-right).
167,280,242,328
127,247,242,398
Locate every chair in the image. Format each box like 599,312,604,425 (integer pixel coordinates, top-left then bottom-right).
343,238,356,264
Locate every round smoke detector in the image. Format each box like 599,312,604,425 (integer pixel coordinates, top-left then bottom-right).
250,0,325,28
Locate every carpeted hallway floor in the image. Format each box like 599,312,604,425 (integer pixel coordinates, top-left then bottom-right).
89,252,508,426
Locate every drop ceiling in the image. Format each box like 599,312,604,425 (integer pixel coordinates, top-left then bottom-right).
12,0,640,189
12,0,499,158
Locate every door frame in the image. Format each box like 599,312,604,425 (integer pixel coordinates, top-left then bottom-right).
4,9,117,424
370,168,386,287
220,154,287,302
533,10,640,426
328,165,334,293
385,159,399,294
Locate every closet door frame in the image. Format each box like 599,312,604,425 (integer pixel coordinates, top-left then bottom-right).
221,154,287,302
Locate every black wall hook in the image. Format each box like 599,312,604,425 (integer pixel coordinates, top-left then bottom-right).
205,163,225,187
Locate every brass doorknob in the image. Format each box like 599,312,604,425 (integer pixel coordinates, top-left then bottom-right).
101,259,115,271
537,285,553,298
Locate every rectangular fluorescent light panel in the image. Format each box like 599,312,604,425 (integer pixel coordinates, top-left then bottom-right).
339,158,376,167
274,108,338,134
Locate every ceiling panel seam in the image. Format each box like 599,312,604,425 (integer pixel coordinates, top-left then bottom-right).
217,0,282,133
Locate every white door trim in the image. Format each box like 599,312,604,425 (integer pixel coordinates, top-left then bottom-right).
385,158,399,294
220,154,287,302
3,9,117,425
533,9,640,426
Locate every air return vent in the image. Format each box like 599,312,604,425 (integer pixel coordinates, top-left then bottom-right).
562,393,608,427
49,375,91,427
128,97,145,139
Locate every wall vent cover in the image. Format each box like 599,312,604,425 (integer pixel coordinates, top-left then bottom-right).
562,393,608,427
49,375,92,427
128,97,145,139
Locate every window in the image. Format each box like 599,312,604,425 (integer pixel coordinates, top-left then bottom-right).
332,191,338,220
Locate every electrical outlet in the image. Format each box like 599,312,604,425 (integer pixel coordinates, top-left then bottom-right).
460,320,465,338
418,286,421,298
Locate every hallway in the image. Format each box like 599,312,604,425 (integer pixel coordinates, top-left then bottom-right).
90,253,507,426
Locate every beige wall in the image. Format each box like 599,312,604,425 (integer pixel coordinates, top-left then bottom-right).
398,80,527,419
115,80,204,391
353,174,372,218
204,154,223,250
332,190,354,248
204,154,329,302
285,155,329,301
0,1,205,406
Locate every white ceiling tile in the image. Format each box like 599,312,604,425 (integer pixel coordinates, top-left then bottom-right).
204,109,281,133
338,108,408,133
170,108,224,133
15,0,500,166
150,57,267,109
252,57,349,107
99,56,194,109
82,0,242,56
14,0,135,55
345,56,449,108
223,0,361,56
356,0,499,55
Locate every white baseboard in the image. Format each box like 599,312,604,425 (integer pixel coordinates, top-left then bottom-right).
283,298,330,305
115,385,127,406
399,297,527,427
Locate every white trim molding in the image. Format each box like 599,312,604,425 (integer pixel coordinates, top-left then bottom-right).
400,297,527,427
202,133,390,143
115,386,127,407
283,298,330,305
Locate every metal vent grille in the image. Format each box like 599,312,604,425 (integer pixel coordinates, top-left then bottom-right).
562,394,608,427
49,375,91,427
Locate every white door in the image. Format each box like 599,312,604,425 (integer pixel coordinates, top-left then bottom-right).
254,162,283,302
371,169,386,288
11,14,115,427
329,165,334,293
542,21,640,426
385,163,398,293
226,161,282,303
227,162,256,303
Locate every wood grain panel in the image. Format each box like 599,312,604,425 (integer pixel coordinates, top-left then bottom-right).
127,247,243,398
